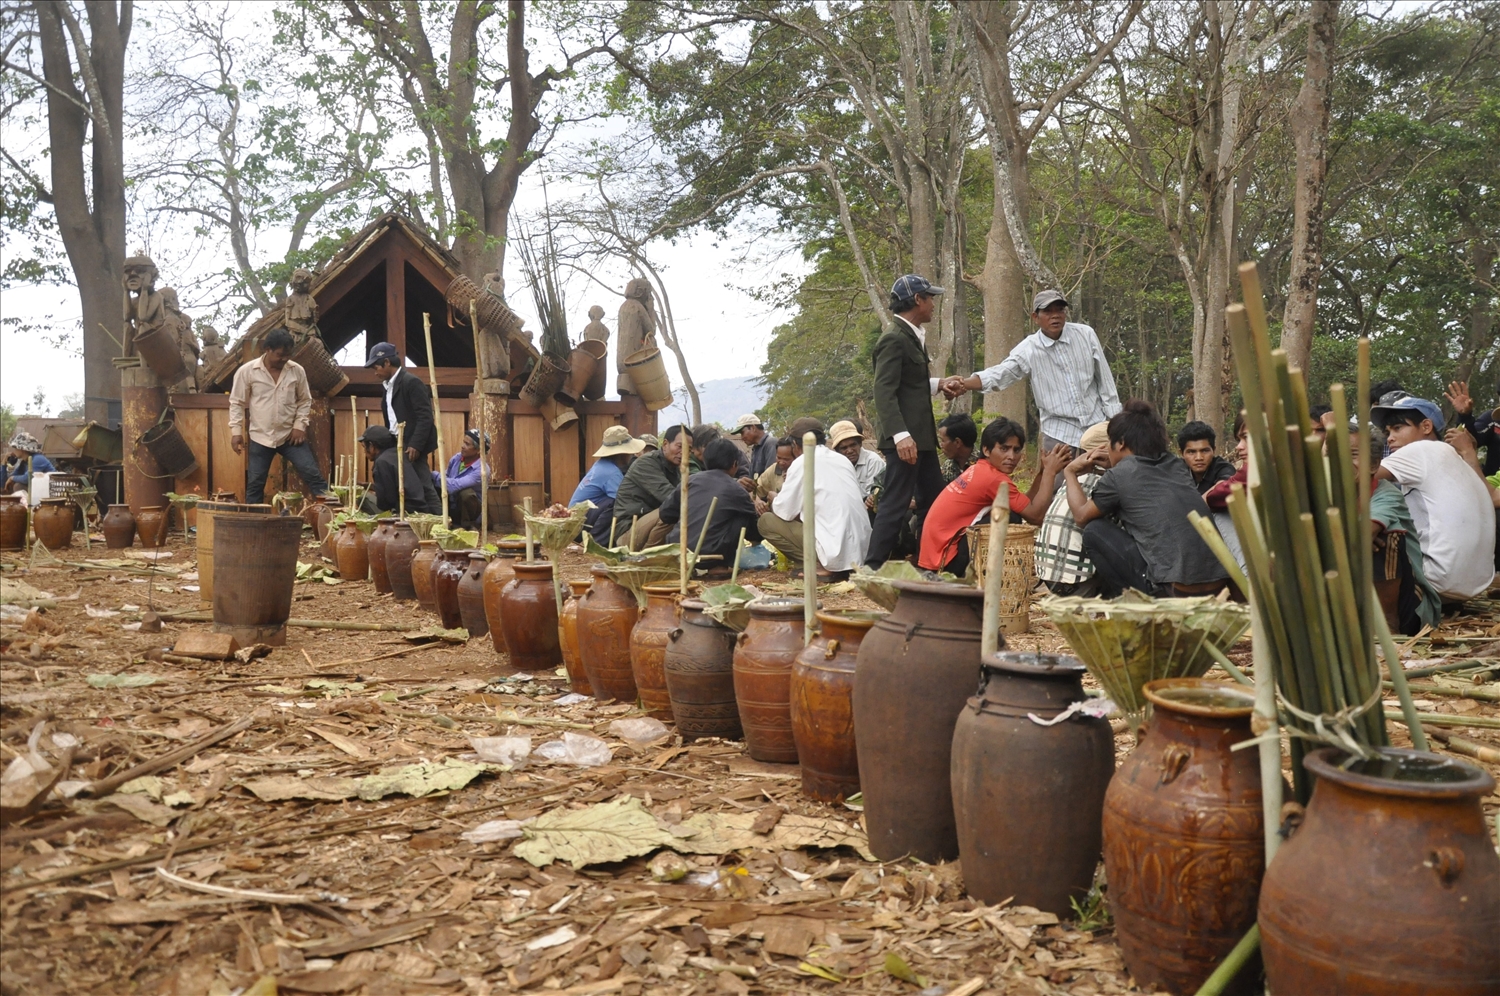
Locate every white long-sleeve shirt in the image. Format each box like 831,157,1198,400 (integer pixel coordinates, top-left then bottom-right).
770,446,872,573
974,322,1122,446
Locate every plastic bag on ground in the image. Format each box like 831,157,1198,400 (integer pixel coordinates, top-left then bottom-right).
460,819,528,843
552,692,591,706
609,717,671,746
469,735,532,767
532,732,612,767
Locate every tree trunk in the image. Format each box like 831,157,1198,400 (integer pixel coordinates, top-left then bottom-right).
976,163,1030,421
1280,1,1338,373
1453,234,1496,392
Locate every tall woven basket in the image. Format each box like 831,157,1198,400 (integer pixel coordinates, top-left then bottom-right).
968,522,1037,634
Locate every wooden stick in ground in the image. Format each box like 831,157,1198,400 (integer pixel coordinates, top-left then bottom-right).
731,526,747,583
396,421,407,520
679,425,690,594
1373,596,1427,751
423,312,449,524
1423,726,1500,764
475,300,489,549
523,496,534,562
81,713,260,797
1386,710,1500,730
980,483,1010,658
802,431,817,646
350,396,358,510
691,496,718,575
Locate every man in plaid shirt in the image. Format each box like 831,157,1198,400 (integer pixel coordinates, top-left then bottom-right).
1034,422,1110,596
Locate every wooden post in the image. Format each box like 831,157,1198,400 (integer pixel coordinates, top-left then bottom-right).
349,396,358,510
523,496,534,562
802,431,816,646
396,421,406,519
679,424,690,594
423,313,448,523
473,301,488,550
980,484,1010,657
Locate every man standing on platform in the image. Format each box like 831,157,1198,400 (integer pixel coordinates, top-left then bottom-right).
366,342,441,514
229,328,334,504
865,274,947,567
942,290,1121,459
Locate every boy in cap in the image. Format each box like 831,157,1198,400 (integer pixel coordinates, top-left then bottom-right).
573,425,646,544
358,426,431,515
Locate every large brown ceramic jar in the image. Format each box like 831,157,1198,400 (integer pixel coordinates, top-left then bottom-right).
32,499,74,550
499,561,563,671
631,583,688,721
733,598,806,763
791,610,882,802
577,567,640,703
431,549,469,629
368,521,396,593
304,497,336,542
953,652,1114,917
410,540,439,612
334,520,369,582
558,579,593,695
457,552,489,638
854,579,985,863
101,504,136,549
1103,679,1267,995
136,505,168,548
0,495,27,550
1259,747,1500,995
481,539,527,653
385,521,420,600
664,598,742,740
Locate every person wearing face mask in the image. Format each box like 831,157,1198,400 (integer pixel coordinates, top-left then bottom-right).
917,417,1070,577
613,424,687,550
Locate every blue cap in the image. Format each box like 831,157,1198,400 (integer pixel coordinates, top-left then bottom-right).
1372,394,1444,433
890,274,944,305
365,342,399,367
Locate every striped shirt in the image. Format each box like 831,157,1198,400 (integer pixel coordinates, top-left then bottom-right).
976,322,1121,447
1034,471,1100,584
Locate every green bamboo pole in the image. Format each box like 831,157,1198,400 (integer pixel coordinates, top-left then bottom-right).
802,431,816,647
1193,925,1260,996
980,484,1011,658
1373,599,1427,751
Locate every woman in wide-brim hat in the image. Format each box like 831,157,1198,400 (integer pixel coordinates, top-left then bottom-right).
571,424,647,544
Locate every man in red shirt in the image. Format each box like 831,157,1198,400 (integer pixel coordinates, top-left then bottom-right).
919,418,1071,575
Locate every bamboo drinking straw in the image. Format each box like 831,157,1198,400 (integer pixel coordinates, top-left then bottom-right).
802,431,816,646
679,425,690,594
731,526,747,583
523,496,534,562
472,301,488,550
396,421,406,519
423,313,448,523
980,483,1010,658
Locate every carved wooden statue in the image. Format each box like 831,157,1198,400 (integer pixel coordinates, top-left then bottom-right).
160,287,199,393
285,267,319,338
583,304,609,343
122,254,164,355
477,270,512,381
198,325,226,389
616,278,656,394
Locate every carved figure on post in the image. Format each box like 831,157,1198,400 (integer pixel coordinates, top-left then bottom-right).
161,288,199,393
476,271,512,381
583,305,609,343
616,277,656,395
122,254,164,355
198,325,226,388
285,267,320,338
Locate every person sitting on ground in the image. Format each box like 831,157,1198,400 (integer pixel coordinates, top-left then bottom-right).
613,424,686,550
659,437,764,571
436,429,487,528
729,414,778,486
358,426,431,515
758,436,795,500
1443,420,1500,575
937,413,977,484
572,425,647,544
829,420,886,516
1446,380,1500,477
366,341,441,514
759,419,870,579
1177,420,1235,494
1064,399,1229,598
1372,394,1496,602
639,433,660,454
918,418,1071,577
2,432,53,495
1034,421,1111,596
1202,412,1250,569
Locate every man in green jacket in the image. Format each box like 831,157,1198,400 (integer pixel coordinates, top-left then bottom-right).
866,274,946,566
613,424,686,549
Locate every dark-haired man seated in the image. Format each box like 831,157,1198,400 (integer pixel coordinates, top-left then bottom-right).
1064,400,1228,598
613,424,686,550
1177,420,1234,494
358,426,432,515
937,413,977,484
659,438,764,572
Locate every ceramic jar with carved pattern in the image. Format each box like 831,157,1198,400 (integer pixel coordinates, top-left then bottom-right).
1102,679,1268,996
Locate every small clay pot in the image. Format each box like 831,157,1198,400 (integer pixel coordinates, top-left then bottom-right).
410,540,439,613
559,579,594,696
385,521,420,600
457,552,489,638
499,561,563,671
32,499,74,550
136,505,169,548
368,521,396,594
334,521,369,582
431,548,469,630
101,504,136,549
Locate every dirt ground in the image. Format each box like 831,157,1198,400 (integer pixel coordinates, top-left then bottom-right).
1,526,1497,996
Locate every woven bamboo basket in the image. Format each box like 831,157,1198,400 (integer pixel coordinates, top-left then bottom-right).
967,521,1037,634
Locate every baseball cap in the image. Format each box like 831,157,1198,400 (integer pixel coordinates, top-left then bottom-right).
1371,394,1444,433
1031,290,1069,312
890,274,944,304
828,420,863,448
729,414,764,435
787,416,826,442
358,425,395,448
365,342,399,367
639,433,660,450
593,424,646,458
464,427,492,449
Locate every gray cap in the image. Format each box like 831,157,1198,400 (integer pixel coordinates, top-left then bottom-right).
1031,290,1068,312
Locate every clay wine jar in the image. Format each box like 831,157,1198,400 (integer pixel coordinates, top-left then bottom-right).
32,499,74,550
101,504,136,549
733,597,807,763
1259,747,1500,995
431,548,468,630
136,505,169,548
953,652,1114,917
576,566,640,703
410,540,439,612
384,520,420,600
334,520,369,582
499,561,563,671
631,583,689,721
664,598,742,741
481,540,526,653
792,610,882,802
0,495,27,550
558,579,594,696
304,497,336,542
1103,679,1269,995
367,521,396,593
457,552,489,639
854,579,985,863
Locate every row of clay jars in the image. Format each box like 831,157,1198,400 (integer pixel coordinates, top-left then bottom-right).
304,497,337,542
557,580,593,695
32,499,75,550
664,598,742,741
102,504,136,548
732,598,806,764
576,567,639,703
630,583,686,721
457,553,489,638
790,610,881,803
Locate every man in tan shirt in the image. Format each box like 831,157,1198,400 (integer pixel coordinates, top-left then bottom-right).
229,327,332,503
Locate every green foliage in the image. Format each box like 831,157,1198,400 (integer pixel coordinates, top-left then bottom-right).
0,403,16,443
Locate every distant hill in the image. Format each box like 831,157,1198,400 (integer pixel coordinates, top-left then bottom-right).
658,376,769,429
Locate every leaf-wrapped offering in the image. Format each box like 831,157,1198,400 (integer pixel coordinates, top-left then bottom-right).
1040,592,1250,726
521,502,592,556
433,526,478,551
405,512,444,540
851,560,958,610
699,583,764,632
